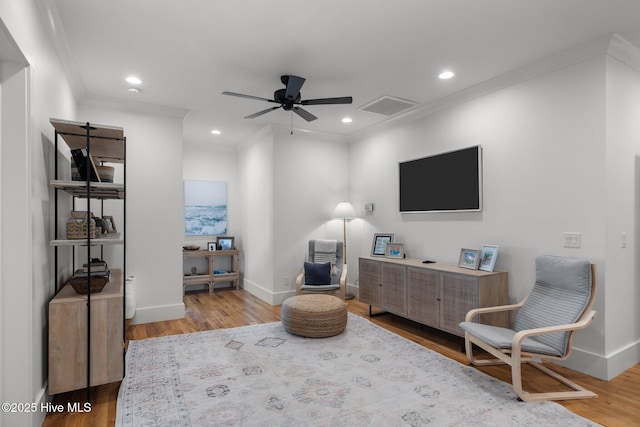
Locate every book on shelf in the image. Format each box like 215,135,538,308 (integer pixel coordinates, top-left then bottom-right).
70,148,101,182
79,258,108,271
73,269,111,280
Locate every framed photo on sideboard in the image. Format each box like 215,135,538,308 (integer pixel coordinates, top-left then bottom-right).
371,233,394,257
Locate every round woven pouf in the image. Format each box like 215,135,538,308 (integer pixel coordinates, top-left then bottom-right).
281,294,348,338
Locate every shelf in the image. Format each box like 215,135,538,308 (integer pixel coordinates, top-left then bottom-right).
50,180,124,199
50,234,124,247
50,118,125,163
49,118,126,396
183,249,240,293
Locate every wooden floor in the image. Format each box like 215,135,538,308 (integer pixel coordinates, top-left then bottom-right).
43,289,639,427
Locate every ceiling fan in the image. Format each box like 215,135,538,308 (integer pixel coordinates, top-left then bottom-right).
222,75,352,122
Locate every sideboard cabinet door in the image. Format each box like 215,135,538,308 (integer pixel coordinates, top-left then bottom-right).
407,267,439,327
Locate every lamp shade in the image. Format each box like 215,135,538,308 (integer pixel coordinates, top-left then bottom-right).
332,201,356,219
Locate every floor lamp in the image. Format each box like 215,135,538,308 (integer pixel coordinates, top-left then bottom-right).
333,201,356,299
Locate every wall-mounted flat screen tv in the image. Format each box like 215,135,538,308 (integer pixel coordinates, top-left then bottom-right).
399,145,482,213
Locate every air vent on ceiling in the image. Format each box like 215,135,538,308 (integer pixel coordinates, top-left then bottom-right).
359,95,418,116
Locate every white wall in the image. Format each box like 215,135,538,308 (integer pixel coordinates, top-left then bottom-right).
236,125,349,304
78,104,185,325
272,126,349,300
348,43,640,379
182,141,239,290
0,1,78,426
238,126,275,302
350,56,610,376
604,51,640,376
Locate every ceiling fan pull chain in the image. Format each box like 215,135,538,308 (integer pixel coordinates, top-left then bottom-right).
291,111,294,135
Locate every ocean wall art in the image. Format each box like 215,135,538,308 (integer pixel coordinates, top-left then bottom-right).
184,180,227,236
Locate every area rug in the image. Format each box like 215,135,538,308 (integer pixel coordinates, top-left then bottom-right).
116,314,599,426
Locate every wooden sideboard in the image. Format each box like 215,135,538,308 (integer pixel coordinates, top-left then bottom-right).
359,257,509,337
183,249,240,294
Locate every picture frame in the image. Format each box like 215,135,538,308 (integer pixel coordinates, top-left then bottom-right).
385,242,405,259
371,233,394,257
102,215,117,233
217,236,235,250
479,244,499,272
207,241,217,251
458,248,480,270
184,180,228,236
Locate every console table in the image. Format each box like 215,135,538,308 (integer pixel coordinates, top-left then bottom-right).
359,256,508,337
183,249,240,294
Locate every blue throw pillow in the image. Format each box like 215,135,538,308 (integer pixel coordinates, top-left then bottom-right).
304,262,331,285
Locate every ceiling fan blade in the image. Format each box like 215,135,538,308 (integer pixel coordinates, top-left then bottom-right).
301,96,353,105
284,75,305,100
292,106,318,122
245,106,280,119
222,91,276,103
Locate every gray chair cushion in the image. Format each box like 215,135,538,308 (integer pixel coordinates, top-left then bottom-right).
459,322,563,356
513,255,592,357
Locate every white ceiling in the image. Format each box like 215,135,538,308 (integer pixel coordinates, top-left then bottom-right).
41,0,640,146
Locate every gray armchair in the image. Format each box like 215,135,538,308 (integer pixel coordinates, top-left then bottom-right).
459,255,597,402
295,240,347,300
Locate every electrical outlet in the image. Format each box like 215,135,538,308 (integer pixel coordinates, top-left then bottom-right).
563,232,582,248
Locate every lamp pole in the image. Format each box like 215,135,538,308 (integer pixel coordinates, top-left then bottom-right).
332,201,356,298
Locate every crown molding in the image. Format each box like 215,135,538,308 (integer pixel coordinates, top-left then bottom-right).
80,94,189,119
607,33,640,72
36,0,86,100
350,34,624,143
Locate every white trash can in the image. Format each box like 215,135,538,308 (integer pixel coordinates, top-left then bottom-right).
125,275,136,319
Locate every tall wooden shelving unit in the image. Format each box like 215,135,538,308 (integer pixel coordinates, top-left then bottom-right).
48,119,126,399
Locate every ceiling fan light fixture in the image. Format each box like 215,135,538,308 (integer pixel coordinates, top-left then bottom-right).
211,129,221,135
439,70,455,80
342,117,353,123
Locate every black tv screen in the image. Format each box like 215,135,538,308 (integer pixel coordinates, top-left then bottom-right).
399,146,482,213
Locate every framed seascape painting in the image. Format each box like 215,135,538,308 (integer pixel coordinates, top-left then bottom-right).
184,180,228,236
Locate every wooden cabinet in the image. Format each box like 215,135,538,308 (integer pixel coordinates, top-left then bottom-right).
183,249,240,294
359,258,407,315
359,257,508,337
48,270,124,394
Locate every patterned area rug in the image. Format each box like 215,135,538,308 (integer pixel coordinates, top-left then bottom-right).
116,314,599,426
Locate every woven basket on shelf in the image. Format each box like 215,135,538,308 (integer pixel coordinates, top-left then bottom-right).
69,276,108,294
66,216,97,239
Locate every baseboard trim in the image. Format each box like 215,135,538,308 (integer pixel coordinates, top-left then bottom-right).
552,339,640,380
129,302,185,325
242,279,295,305
33,385,49,427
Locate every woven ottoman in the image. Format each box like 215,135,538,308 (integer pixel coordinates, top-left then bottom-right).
281,294,347,338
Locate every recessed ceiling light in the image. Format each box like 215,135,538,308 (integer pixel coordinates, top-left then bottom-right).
439,70,455,80
211,129,221,135
341,117,353,123
126,76,142,85
127,87,140,94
